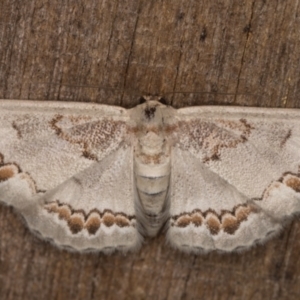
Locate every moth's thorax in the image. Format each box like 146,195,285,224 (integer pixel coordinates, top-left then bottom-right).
134,127,171,176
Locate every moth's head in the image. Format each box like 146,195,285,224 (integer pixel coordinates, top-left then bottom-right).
138,95,167,121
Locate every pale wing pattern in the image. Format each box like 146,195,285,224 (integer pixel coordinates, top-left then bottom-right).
0,100,140,252
167,106,300,252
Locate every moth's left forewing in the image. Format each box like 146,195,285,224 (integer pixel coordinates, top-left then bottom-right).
167,106,300,252
0,100,129,192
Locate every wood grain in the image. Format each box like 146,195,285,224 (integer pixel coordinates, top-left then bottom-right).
1,1,300,299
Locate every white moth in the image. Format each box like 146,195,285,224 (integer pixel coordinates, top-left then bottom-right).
0,96,299,253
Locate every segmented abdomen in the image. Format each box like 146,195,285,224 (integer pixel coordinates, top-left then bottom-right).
134,158,171,236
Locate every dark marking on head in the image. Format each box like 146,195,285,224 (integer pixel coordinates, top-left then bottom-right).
200,26,207,42
144,106,156,120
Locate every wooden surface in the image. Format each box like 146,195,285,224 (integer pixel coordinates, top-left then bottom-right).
1,1,300,299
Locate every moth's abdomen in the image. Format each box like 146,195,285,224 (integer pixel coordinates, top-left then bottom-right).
134,158,171,236
135,161,170,212
136,175,169,213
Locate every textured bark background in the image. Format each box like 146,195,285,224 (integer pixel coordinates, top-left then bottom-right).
1,1,300,300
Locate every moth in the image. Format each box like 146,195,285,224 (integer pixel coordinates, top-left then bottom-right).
0,96,299,253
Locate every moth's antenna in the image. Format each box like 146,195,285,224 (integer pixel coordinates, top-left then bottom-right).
164,91,255,96
34,82,127,92
31,82,148,106
162,90,256,106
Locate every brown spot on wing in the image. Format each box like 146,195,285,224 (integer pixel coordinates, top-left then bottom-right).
68,213,85,234
115,214,131,227
235,205,254,222
191,211,204,226
0,164,20,182
44,201,135,235
0,156,37,193
221,213,240,234
85,212,101,234
172,204,256,235
205,213,221,235
44,202,59,212
102,212,115,227
176,215,193,227
283,174,300,192
45,202,72,220
261,172,300,199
